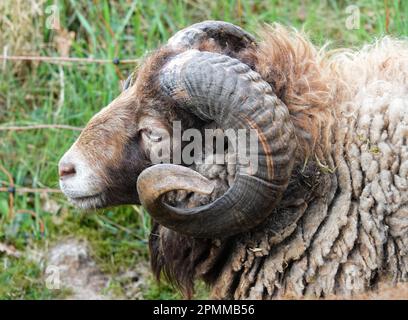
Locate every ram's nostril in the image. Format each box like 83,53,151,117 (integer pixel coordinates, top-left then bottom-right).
59,163,76,178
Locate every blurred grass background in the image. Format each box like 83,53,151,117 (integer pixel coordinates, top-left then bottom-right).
0,0,406,299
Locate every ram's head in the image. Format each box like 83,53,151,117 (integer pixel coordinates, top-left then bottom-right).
58,21,297,238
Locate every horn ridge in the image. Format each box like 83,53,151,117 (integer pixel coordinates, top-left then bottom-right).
167,20,257,51
137,50,297,238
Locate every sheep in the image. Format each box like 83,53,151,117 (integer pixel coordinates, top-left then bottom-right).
58,21,408,299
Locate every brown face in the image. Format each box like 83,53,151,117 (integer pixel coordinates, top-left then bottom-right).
58,86,172,210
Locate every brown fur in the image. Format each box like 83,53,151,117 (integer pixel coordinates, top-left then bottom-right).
241,26,334,162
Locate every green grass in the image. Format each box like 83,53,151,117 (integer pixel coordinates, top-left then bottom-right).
0,256,70,299
0,0,406,299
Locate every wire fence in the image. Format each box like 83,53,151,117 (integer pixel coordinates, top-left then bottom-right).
0,124,83,132
0,54,129,218
1,127,65,229
0,124,80,207
0,54,139,65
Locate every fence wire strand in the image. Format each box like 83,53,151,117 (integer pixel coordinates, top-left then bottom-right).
0,54,139,65
0,53,125,220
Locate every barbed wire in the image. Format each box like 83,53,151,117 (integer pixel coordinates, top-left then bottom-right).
0,53,134,231
0,163,15,218
0,55,139,65
0,124,83,132
0,53,125,218
0,125,64,220
0,187,62,194
0,164,62,223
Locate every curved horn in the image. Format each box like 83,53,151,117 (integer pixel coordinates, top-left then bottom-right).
124,21,256,92
138,164,215,211
167,20,256,51
137,50,297,238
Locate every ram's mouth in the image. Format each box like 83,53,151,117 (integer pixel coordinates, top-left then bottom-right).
67,193,105,210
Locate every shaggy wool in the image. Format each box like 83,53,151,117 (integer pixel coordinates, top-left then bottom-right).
150,26,408,299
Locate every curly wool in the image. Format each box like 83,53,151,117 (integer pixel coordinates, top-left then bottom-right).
149,26,408,299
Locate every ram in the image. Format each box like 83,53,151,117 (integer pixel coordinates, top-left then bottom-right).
58,21,408,299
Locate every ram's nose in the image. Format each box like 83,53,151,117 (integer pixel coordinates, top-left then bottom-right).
59,162,76,179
